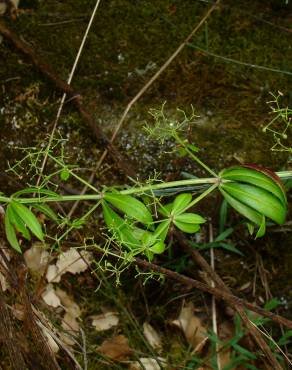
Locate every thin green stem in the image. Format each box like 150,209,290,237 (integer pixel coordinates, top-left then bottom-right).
181,182,219,213
120,177,218,195
174,134,218,177
47,153,99,193
0,171,290,206
56,201,102,243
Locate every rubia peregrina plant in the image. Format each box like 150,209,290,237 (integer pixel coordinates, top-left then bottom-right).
1,152,290,255
0,107,291,254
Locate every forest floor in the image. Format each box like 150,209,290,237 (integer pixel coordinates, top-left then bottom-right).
0,0,292,369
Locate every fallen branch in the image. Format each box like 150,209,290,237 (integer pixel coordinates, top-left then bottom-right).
0,20,136,178
134,257,292,330
174,230,283,369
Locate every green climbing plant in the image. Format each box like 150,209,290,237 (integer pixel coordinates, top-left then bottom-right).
0,106,291,255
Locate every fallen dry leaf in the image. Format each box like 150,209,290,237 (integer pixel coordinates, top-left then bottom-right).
62,312,80,333
97,334,132,361
129,357,166,370
24,242,50,275
91,311,119,331
42,326,59,353
41,284,61,308
172,302,208,352
46,264,61,283
11,303,25,321
143,322,162,351
56,248,92,275
56,288,81,318
0,272,8,291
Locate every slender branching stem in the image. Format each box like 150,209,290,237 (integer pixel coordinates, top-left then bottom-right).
0,171,290,205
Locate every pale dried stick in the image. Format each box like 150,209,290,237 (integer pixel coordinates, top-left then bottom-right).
209,223,221,370
68,0,220,217
35,0,102,188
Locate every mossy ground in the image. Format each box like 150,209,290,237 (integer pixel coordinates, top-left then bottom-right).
0,0,292,368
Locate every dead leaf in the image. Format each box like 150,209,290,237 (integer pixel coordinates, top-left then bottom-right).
11,303,25,321
41,284,61,308
0,271,9,291
24,242,50,275
62,312,79,333
143,323,162,351
91,311,119,331
172,302,208,352
46,264,61,283
42,326,59,353
97,335,132,361
129,357,166,370
56,248,92,275
55,288,81,318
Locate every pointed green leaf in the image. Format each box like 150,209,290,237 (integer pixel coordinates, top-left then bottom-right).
255,215,266,238
149,241,165,254
220,166,287,206
247,222,255,235
141,231,156,247
174,213,206,224
219,199,228,234
186,143,200,153
13,188,59,198
171,193,192,215
221,183,286,224
32,203,59,222
220,188,263,226
102,201,139,249
158,203,173,217
4,210,21,253
218,242,243,256
174,220,200,234
214,227,234,242
154,220,170,241
7,204,31,240
10,202,44,241
104,193,153,225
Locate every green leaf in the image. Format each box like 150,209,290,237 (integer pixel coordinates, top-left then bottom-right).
220,188,263,226
214,227,233,242
158,203,173,217
174,220,200,234
104,193,153,225
255,215,266,238
10,202,44,241
220,166,287,206
174,213,206,224
221,182,286,224
6,204,30,240
149,241,165,254
102,201,139,249
218,242,243,256
219,199,228,234
4,210,21,253
264,298,281,311
186,143,200,153
12,187,59,198
154,220,170,241
141,231,157,247
171,193,192,215
32,203,59,222
247,222,255,235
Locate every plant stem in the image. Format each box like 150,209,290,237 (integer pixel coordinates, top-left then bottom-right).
181,182,219,212
174,133,218,177
120,177,219,195
0,171,290,205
